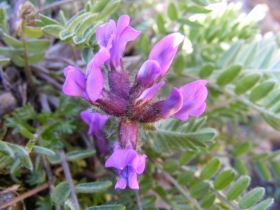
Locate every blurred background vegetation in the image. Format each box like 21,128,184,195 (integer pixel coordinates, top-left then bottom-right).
0,0,280,209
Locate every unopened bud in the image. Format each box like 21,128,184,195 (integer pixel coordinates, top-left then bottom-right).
18,1,36,26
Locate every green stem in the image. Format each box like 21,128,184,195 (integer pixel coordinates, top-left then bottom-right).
184,74,280,121
21,20,34,87
135,190,143,210
162,171,203,210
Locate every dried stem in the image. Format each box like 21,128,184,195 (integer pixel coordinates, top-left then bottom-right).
37,0,87,13
42,155,60,210
58,149,80,210
21,20,34,87
0,183,49,209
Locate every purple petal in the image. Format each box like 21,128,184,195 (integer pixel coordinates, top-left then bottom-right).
136,60,161,88
62,66,88,99
148,33,184,75
110,15,141,69
115,177,127,190
105,149,138,170
86,47,110,76
128,168,139,189
173,80,208,120
80,109,109,134
136,82,165,105
80,109,92,126
85,47,110,102
86,68,104,103
96,20,116,48
136,154,147,174
189,102,206,116
157,88,183,117
91,113,110,130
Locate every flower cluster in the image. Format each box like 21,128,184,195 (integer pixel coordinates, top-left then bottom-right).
63,15,208,190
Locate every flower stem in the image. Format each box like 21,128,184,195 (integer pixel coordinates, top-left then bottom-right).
58,149,80,210
21,20,34,87
135,190,143,210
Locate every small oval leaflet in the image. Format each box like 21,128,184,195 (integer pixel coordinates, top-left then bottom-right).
200,192,216,208
235,73,261,95
85,205,125,210
200,157,221,180
189,181,210,199
238,187,265,209
199,63,215,79
66,149,95,161
217,64,242,86
75,181,112,193
232,142,251,157
249,81,276,102
51,181,70,205
227,176,251,201
214,169,235,190
250,198,274,210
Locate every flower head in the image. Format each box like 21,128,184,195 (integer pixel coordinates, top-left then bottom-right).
63,14,208,190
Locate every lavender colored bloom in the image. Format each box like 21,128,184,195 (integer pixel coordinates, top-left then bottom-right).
96,15,140,99
136,82,165,106
63,66,88,100
63,48,110,103
149,33,184,75
173,80,208,121
105,148,147,189
63,14,208,191
96,15,141,69
136,60,161,88
80,109,110,156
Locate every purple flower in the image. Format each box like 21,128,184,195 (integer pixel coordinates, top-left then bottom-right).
96,15,140,99
148,33,184,75
62,48,110,103
80,109,110,156
96,15,141,69
63,14,208,191
173,80,208,121
105,148,147,189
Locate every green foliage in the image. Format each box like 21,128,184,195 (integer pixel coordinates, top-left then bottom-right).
85,205,125,210
189,181,210,199
51,182,71,205
75,181,112,193
200,157,221,180
238,187,265,209
146,117,216,154
66,149,96,161
0,10,48,67
214,169,235,190
226,176,251,200
39,0,120,48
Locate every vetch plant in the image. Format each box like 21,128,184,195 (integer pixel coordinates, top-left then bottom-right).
1,1,278,209
63,15,208,189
